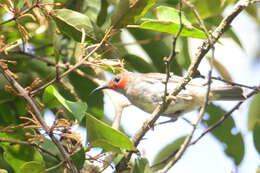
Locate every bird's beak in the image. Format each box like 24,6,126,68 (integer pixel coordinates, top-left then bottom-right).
90,85,109,94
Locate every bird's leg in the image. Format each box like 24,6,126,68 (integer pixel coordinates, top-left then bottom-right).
155,118,178,126
181,117,193,126
154,110,183,126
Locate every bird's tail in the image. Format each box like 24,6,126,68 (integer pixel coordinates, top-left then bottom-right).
210,86,245,101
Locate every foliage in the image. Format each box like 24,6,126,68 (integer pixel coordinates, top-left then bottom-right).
0,0,259,172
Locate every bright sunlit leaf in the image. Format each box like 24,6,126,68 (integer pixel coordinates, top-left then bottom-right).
43,85,87,122
85,113,136,152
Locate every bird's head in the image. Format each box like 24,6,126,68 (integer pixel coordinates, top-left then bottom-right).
91,73,129,94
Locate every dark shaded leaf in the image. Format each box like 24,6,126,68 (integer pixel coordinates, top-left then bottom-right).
128,28,182,75
112,0,156,28
41,139,63,173
0,133,43,173
68,71,104,117
85,113,135,152
71,148,85,170
206,103,244,165
151,136,185,171
124,54,157,73
128,29,168,73
97,0,109,26
252,125,260,154
53,9,103,42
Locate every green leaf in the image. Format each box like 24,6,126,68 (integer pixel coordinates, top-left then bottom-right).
85,113,136,152
68,71,104,117
53,9,103,42
20,161,46,173
245,4,260,24
0,133,44,173
71,148,85,170
248,94,260,130
252,125,260,154
131,157,152,173
176,37,190,69
132,6,207,39
112,0,156,28
151,136,185,171
208,57,232,81
206,103,244,165
84,0,101,22
128,29,168,73
40,139,62,173
43,85,87,122
224,29,244,50
155,6,192,26
185,0,227,20
124,54,157,73
97,0,109,26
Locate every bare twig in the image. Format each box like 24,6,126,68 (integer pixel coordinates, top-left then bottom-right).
0,63,78,173
115,0,252,172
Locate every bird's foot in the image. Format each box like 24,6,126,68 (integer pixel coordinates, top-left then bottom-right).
167,95,177,102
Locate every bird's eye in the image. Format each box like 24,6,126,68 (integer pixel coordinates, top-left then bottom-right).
113,76,121,83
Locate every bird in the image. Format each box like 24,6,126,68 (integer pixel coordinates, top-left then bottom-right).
91,72,245,119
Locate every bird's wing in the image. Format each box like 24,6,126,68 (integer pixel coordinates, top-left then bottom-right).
142,73,203,86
